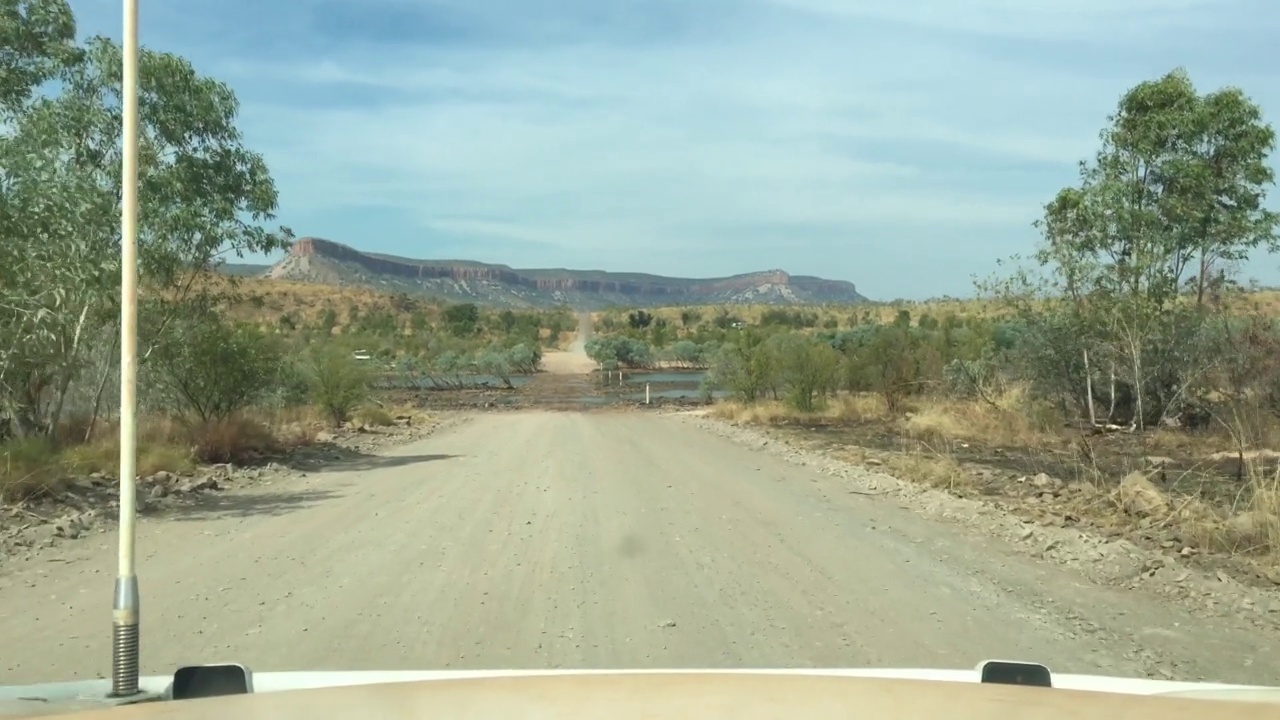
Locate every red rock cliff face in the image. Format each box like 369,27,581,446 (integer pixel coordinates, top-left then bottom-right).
287,238,826,298
292,238,531,286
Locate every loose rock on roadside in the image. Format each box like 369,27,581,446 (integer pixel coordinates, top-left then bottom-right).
0,412,459,567
673,410,1280,630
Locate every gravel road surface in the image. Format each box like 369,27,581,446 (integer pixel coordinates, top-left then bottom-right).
2,411,1279,685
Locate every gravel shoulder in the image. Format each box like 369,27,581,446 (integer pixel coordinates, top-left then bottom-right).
2,410,1278,686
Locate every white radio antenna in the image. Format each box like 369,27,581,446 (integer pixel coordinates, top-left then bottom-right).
111,0,142,698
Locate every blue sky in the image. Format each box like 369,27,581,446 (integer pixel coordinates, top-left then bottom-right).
69,0,1280,300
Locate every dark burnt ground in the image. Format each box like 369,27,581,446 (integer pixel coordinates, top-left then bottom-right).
792,420,1273,508
742,418,1280,590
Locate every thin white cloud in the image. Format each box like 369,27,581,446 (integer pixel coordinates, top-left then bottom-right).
68,0,1280,295
763,0,1233,41
226,19,1098,243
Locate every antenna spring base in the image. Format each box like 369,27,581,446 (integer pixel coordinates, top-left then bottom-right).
110,621,140,697
110,574,141,698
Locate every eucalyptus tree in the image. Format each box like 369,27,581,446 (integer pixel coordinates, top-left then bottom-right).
986,69,1278,427
0,0,292,439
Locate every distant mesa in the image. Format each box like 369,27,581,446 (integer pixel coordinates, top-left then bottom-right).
225,236,867,309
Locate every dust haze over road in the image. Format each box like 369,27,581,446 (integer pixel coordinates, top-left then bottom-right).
539,313,596,375
3,323,1280,686
570,312,591,354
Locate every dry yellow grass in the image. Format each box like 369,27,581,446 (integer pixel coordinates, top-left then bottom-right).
711,394,890,425
713,387,1058,447
605,288,1280,332
200,273,1280,343
901,386,1060,447
1,420,195,502
596,299,1012,330
0,406,365,503
355,404,396,427
1244,464,1280,554
221,277,446,331
710,386,1280,564
1124,457,1280,558
711,396,976,492
883,451,972,492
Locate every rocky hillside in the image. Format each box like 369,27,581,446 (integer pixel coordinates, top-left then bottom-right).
246,237,867,309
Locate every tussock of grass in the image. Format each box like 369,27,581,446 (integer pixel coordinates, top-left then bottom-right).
389,405,433,427
0,437,67,502
882,450,971,492
0,405,372,502
1193,460,1280,556
714,389,1058,450
190,416,282,464
712,394,889,425
1,428,198,502
901,387,1059,447
355,404,396,427
62,439,195,478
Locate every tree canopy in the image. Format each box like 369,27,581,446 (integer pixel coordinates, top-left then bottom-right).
986,68,1279,429
0,0,292,439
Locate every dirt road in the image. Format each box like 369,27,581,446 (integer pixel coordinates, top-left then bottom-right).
540,313,596,375
3,411,1279,685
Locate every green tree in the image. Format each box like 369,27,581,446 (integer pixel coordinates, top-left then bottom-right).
585,336,653,369
319,307,339,334
476,349,514,389
0,0,79,113
987,69,1278,428
584,337,616,368
628,310,653,329
306,347,373,427
705,330,779,403
0,5,290,439
669,340,705,368
1039,69,1277,311
505,343,541,374
649,318,673,347
767,333,841,412
443,303,479,337
150,313,283,424
497,309,518,334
